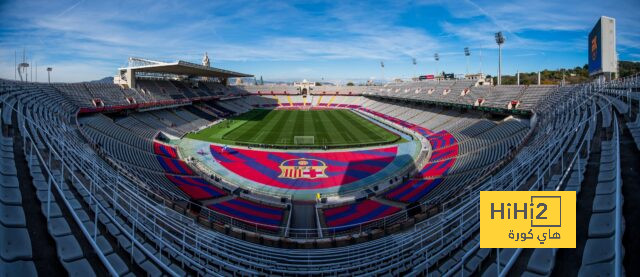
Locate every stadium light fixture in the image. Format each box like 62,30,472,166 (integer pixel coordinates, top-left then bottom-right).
47,67,52,84
18,62,29,82
434,53,440,78
412,57,417,80
464,47,471,76
495,32,505,85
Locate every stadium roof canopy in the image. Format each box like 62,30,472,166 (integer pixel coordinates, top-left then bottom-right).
119,57,253,78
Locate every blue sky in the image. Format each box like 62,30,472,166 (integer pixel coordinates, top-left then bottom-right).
0,0,639,83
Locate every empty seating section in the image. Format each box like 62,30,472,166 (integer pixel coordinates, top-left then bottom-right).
154,80,182,99
76,111,227,201
2,83,140,275
626,115,640,150
480,85,525,108
84,83,133,106
413,130,459,183
357,98,528,204
81,125,164,171
598,99,612,128
208,198,284,231
215,99,252,114
55,83,147,108
184,105,218,121
132,79,230,103
170,80,197,98
156,156,193,175
199,82,228,95
603,95,629,114
0,135,37,275
209,145,398,190
54,83,95,107
114,116,158,138
153,141,178,158
364,81,556,111
241,85,296,95
322,200,402,232
1,73,635,276
450,120,528,174
130,108,210,137
132,113,181,137
136,79,169,101
385,179,442,203
519,86,555,110
578,140,623,275
80,114,151,151
26,148,104,276
47,78,557,116
165,174,227,200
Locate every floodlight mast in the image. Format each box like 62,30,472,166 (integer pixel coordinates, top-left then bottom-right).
18,62,29,82
464,47,471,76
495,32,505,85
434,53,440,79
412,57,417,80
47,67,52,84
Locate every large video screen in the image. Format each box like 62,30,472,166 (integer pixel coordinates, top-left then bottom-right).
588,18,602,75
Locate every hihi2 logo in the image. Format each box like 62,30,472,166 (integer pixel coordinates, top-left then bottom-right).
480,191,576,248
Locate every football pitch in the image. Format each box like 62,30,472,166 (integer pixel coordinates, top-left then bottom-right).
186,109,401,147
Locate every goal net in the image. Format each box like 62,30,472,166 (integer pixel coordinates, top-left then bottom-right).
294,136,315,145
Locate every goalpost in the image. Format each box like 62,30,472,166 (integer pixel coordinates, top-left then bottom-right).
294,136,315,145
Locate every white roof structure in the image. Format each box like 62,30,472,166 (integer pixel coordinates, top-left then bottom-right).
115,57,252,88
119,57,252,78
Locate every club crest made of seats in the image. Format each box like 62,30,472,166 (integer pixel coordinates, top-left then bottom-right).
278,158,328,179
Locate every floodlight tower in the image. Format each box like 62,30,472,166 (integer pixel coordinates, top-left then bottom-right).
434,53,440,79
17,49,29,82
412,57,417,80
495,32,505,85
464,47,471,76
17,62,29,82
47,67,52,84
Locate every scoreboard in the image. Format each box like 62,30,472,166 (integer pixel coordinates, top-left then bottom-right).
588,16,617,77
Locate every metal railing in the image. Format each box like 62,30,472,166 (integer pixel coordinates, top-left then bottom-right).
482,76,636,276
613,115,623,277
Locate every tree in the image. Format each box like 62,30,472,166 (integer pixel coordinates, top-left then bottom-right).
619,61,640,78
346,82,354,86
315,82,322,86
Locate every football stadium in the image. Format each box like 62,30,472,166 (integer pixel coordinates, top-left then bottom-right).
1,1,640,276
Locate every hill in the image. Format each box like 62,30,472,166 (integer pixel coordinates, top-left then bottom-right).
90,76,114,83
491,61,640,85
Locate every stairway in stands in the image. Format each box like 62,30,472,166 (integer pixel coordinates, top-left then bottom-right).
288,203,317,238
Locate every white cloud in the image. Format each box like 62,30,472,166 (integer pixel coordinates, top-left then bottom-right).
0,0,638,82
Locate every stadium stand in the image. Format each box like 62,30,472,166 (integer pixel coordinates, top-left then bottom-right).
321,199,402,232
153,141,179,158
385,178,443,203
627,115,640,150
165,174,227,200
208,198,285,232
209,145,398,190
0,134,37,275
578,139,622,275
0,72,636,276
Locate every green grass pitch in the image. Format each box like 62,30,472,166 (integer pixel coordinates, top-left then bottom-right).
186,109,401,147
